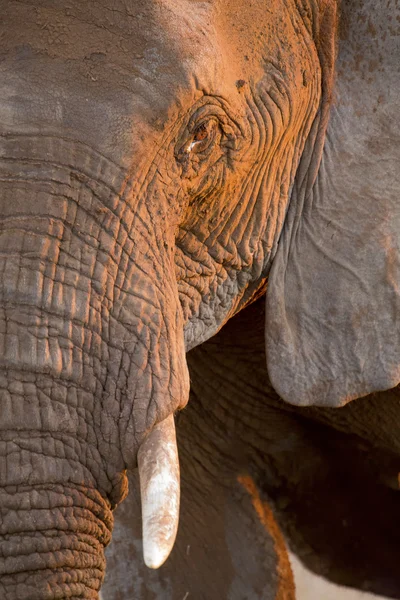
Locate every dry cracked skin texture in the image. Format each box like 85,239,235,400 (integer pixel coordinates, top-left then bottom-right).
1,0,400,598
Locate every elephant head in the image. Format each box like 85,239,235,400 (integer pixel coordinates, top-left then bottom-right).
3,0,399,597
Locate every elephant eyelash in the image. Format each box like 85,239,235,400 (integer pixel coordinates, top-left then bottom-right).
187,120,219,155
193,123,209,143
174,105,240,169
175,119,222,163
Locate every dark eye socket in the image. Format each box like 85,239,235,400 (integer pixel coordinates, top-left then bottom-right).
175,115,224,165
193,123,209,142
189,119,219,154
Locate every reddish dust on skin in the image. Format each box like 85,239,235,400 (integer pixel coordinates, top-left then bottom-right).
238,475,294,600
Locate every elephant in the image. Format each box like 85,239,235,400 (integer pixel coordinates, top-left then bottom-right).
0,0,399,598
104,297,400,599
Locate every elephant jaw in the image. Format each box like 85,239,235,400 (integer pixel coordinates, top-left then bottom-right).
138,414,180,569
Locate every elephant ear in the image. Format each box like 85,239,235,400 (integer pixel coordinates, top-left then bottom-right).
265,0,400,407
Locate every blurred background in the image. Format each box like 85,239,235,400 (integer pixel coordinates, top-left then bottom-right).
291,554,390,600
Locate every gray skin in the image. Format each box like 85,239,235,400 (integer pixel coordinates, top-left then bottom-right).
106,1,400,598
105,298,400,599
0,0,399,599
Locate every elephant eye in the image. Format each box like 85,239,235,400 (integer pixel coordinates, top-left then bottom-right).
188,119,219,154
193,123,208,142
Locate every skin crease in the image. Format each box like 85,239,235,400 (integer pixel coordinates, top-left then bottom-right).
104,1,400,598
0,0,399,599
105,298,400,599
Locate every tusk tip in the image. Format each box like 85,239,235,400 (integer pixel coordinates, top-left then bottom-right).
138,415,180,570
143,542,173,569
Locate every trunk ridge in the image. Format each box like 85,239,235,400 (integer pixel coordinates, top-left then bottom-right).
0,484,112,599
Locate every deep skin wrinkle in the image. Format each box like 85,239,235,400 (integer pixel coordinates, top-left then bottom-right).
0,1,341,598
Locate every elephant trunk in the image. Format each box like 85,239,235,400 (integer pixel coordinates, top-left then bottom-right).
0,8,193,589
0,135,189,593
0,134,189,434
0,434,113,600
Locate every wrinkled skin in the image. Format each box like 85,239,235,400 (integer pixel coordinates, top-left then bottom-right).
105,298,400,599
0,0,399,598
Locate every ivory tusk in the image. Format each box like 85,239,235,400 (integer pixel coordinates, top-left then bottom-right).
138,414,180,569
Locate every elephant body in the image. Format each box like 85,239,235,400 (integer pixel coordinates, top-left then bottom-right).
0,0,399,598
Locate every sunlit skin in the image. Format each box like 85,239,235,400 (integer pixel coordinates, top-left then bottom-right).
1,0,400,598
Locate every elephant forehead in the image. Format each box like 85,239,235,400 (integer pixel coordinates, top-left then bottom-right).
1,1,221,92
0,1,221,165
1,0,313,168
